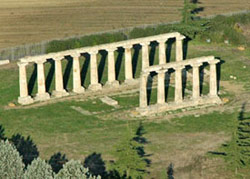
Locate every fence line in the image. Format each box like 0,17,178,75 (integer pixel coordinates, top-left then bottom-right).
0,9,249,62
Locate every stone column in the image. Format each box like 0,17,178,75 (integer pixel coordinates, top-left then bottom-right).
141,42,150,69
52,57,69,97
175,66,183,103
88,50,102,91
192,63,202,99
124,45,134,84
209,60,219,97
105,48,119,88
139,73,148,108
176,36,185,62
34,60,50,101
158,40,166,65
17,62,34,105
157,70,166,104
72,54,85,93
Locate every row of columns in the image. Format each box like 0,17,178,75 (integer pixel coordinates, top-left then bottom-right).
139,61,219,108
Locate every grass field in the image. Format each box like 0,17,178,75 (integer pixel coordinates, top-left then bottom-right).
0,0,249,49
0,38,250,178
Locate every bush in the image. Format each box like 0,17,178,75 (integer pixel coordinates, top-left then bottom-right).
48,152,68,173
0,140,24,178
24,158,54,179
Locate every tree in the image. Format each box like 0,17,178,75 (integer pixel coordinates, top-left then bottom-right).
112,124,148,179
181,0,199,24
55,160,100,179
24,158,54,179
48,152,68,173
0,140,24,178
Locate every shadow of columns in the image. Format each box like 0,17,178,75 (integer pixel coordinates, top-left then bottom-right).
63,56,73,90
132,44,141,78
149,41,157,66
81,53,90,88
166,38,175,63
98,50,107,84
28,63,37,96
115,47,124,80
45,59,55,93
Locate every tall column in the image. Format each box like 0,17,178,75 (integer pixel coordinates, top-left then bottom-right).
176,36,185,62
209,60,219,97
175,66,183,103
52,57,69,97
72,54,85,93
17,62,34,105
34,60,50,101
88,50,102,91
105,48,119,88
124,45,134,84
139,73,148,108
141,42,150,69
158,40,166,65
157,70,166,104
192,63,202,99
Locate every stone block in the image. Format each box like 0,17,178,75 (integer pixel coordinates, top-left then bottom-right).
18,96,34,105
100,96,118,106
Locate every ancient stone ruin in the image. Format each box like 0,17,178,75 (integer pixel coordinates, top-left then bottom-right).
17,32,221,115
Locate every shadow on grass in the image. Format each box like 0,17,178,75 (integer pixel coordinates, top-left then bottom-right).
45,59,55,93
149,41,157,66
115,47,124,81
167,163,174,179
84,152,107,177
81,53,90,87
28,63,37,96
63,56,73,90
166,38,175,63
98,50,107,84
132,44,141,78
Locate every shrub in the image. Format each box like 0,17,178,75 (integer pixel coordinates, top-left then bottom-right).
24,158,54,179
0,140,24,178
48,152,68,173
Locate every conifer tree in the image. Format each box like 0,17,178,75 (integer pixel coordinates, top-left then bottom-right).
181,0,199,24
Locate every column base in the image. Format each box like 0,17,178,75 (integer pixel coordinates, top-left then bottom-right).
73,87,85,94
104,80,120,88
52,90,69,98
88,83,102,91
18,96,34,105
124,79,137,85
209,95,222,104
34,93,50,101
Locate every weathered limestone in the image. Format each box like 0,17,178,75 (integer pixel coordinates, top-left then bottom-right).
72,54,85,93
175,66,183,103
34,60,50,101
100,96,118,106
159,40,166,65
139,73,148,108
141,42,150,69
52,57,69,97
17,62,34,105
88,50,102,91
176,35,185,62
105,48,119,88
124,45,134,84
192,63,202,99
157,70,166,104
209,60,219,97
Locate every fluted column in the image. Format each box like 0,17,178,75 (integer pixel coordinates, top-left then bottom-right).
157,70,166,104
52,57,69,97
17,62,34,105
141,42,150,69
124,45,134,83
139,73,148,108
89,50,102,91
34,60,50,101
105,48,119,88
192,63,202,99
72,54,85,93
159,40,166,65
209,60,219,97
175,66,183,103
176,35,185,62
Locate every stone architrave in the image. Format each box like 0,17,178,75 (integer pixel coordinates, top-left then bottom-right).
192,63,202,99
157,70,166,104
176,35,185,62
141,42,150,69
17,62,34,105
209,60,219,97
52,57,69,97
34,60,50,101
139,73,148,108
124,45,134,84
88,50,102,91
175,66,183,103
105,48,119,88
159,40,166,65
72,54,85,93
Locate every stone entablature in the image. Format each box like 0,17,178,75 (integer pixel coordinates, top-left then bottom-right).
17,32,185,105
138,56,222,115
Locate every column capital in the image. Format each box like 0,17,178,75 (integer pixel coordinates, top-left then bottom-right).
89,50,99,55
71,53,81,59
36,59,47,64
106,47,117,52
53,56,64,61
208,59,220,65
158,39,166,43
141,42,150,46
141,72,149,78
17,61,29,67
157,70,166,74
192,63,203,68
174,65,185,71
176,35,185,41
123,44,133,49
